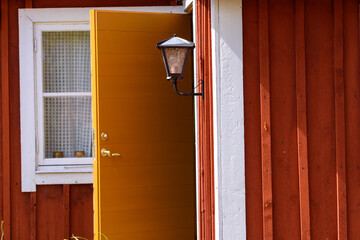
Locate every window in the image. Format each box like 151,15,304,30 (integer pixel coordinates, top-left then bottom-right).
19,10,94,192
37,26,92,166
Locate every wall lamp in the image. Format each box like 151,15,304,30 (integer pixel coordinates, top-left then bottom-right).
157,34,204,99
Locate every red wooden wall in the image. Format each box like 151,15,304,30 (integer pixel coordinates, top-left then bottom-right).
0,0,176,240
4,0,360,239
243,0,360,239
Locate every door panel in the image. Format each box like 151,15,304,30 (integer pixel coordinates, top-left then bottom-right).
90,11,195,240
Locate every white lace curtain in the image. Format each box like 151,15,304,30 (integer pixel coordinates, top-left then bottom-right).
43,31,92,158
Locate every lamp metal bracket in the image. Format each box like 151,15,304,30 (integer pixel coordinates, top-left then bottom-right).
171,77,204,99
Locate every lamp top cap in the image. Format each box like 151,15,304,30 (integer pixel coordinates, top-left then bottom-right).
157,34,195,49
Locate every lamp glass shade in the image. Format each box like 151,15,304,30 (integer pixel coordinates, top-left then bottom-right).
164,47,188,75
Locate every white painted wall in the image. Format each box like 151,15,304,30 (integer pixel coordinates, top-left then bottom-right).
211,0,246,239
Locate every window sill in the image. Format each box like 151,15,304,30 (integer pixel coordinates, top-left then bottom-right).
35,164,93,185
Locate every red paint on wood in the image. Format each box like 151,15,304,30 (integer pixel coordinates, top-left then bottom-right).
243,0,263,239
269,1,301,239
305,1,337,239
196,0,215,239
3,0,360,239
32,0,176,8
70,185,93,240
30,192,37,240
1,0,11,239
9,1,31,239
295,0,311,239
344,1,360,239
37,186,66,240
243,0,359,239
63,185,70,239
25,0,32,8
333,0,348,239
258,0,273,239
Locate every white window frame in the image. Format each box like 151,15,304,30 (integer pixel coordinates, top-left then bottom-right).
19,6,187,192
35,23,92,166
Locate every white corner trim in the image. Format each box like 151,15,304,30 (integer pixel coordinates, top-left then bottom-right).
211,0,246,239
19,6,186,22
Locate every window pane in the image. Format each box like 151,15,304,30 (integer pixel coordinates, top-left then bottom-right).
44,97,92,159
43,31,91,93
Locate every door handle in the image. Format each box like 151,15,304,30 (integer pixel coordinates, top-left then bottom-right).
101,148,121,158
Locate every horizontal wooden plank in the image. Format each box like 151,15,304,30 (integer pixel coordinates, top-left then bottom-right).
99,97,192,120
98,53,188,77
101,206,195,235
99,142,195,166
105,229,195,240
100,164,195,188
98,76,176,98
101,185,195,211
98,76,194,100
99,120,194,144
97,31,187,54
96,11,191,32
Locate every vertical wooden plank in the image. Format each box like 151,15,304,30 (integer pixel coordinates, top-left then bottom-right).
11,0,37,237
36,186,65,240
30,192,37,240
258,0,273,239
9,0,32,239
243,0,263,239
344,0,360,239
1,0,11,239
69,185,93,240
196,0,215,239
196,1,205,238
268,1,300,239
63,185,70,239
334,0,347,239
25,0,32,8
295,0,311,239
306,0,337,239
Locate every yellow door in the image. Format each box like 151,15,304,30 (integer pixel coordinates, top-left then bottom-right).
90,10,195,240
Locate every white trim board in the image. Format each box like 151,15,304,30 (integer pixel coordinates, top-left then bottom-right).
19,6,186,22
19,6,187,192
211,0,246,239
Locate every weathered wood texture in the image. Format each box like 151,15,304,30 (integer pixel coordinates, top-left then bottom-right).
0,0,176,240
244,0,359,239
